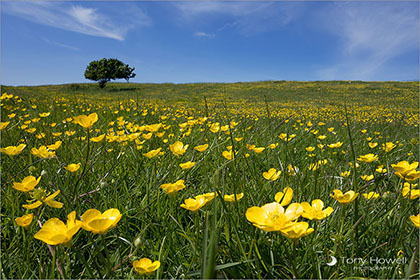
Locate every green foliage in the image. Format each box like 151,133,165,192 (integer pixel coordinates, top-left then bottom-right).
84,58,136,88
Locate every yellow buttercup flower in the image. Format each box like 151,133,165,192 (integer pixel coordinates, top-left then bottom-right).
144,123,162,132
142,132,153,140
143,148,162,159
375,166,387,173
209,122,220,133
34,211,82,245
401,187,419,200
274,187,293,206
73,113,98,129
349,162,360,168
403,182,418,189
301,199,333,220
330,189,358,204
362,192,380,200
90,134,105,142
368,142,378,148
0,121,10,130
64,163,81,173
222,150,235,160
1,144,26,156
23,189,63,209
263,168,281,181
127,133,140,141
31,146,56,158
283,134,296,141
169,141,188,156
305,146,315,152
180,197,208,211
392,161,418,175
277,134,287,141
391,161,419,182
246,202,303,232
179,161,195,169
39,112,50,117
195,192,216,202
341,171,350,177
133,258,160,275
280,222,314,240
224,193,244,202
410,214,419,228
15,213,34,228
47,141,62,151
81,208,122,234
246,144,256,151
360,174,374,181
308,162,321,171
287,164,298,176
160,180,186,195
13,176,41,192
35,133,46,139
253,147,265,153
401,170,419,182
357,153,378,163
194,144,208,152
382,142,396,152
327,141,343,148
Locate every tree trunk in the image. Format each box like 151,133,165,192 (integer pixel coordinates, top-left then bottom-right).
99,80,107,88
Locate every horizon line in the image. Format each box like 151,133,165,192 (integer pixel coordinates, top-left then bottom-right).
2,79,419,87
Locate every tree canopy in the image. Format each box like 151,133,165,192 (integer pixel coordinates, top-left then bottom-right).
84,58,136,88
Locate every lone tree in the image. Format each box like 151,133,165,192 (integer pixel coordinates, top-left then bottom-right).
84,58,136,88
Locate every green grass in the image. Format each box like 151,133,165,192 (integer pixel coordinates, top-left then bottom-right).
1,81,419,279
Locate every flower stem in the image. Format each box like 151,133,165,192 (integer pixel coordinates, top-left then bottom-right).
50,246,56,279
73,129,90,202
292,240,298,279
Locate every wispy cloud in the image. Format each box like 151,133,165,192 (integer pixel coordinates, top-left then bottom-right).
174,2,303,36
316,3,419,80
3,1,151,41
194,31,215,38
42,38,80,51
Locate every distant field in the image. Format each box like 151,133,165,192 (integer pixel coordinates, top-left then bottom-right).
3,81,418,123
2,80,418,106
1,81,419,279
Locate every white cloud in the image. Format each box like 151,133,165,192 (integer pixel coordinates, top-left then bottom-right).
175,2,263,17
3,1,151,41
194,31,215,38
316,3,419,80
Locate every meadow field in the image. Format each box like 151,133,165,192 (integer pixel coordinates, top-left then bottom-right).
1,81,419,279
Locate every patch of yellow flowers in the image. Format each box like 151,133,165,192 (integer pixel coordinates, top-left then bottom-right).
246,189,334,240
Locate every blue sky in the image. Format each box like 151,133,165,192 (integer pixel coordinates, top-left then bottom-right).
1,1,419,85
